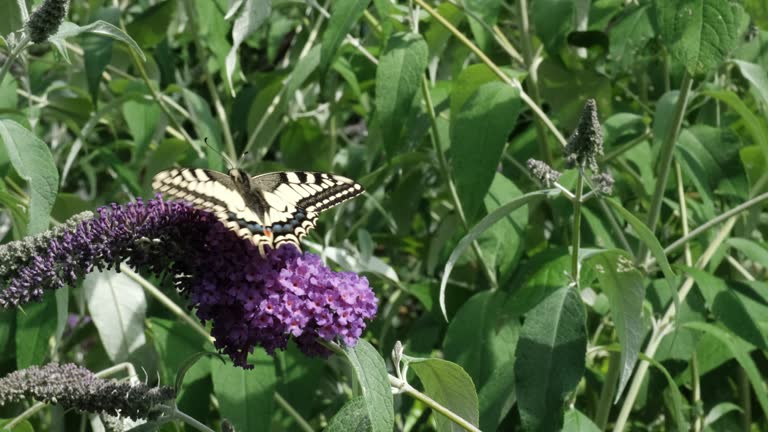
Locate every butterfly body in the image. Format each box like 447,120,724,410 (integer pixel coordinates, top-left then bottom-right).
152,168,363,255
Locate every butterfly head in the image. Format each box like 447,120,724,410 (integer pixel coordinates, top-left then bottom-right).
229,169,249,186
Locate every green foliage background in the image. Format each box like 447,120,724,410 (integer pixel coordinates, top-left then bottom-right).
1,0,768,430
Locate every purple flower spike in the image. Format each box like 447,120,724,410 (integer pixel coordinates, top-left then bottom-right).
0,197,378,368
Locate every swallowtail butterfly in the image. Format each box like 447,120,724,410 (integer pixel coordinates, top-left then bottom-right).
152,168,364,256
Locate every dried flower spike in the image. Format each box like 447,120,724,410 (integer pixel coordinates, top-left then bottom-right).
0,198,378,368
591,172,615,195
26,0,70,43
527,159,562,186
564,99,604,172
0,363,174,420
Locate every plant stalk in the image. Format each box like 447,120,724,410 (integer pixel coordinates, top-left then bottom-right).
613,217,737,431
413,0,567,148
420,76,497,289
640,72,693,259
571,172,584,285
0,35,31,87
389,375,481,432
594,351,620,430
516,0,553,165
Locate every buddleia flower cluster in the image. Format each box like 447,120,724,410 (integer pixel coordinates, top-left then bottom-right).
0,363,174,420
0,197,378,368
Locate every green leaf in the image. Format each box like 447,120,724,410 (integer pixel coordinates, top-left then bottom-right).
0,119,58,235
680,267,768,349
636,353,688,431
509,249,573,316
702,89,768,163
320,0,372,71
225,0,272,93
464,0,502,50
0,0,25,37
478,173,528,283
125,0,177,48
82,7,120,103
0,419,34,432
514,287,586,432
604,198,677,291
732,60,768,111
563,409,601,432
424,2,464,57
341,339,394,432
443,291,519,390
375,32,428,155
123,98,162,163
49,21,146,63
477,365,516,432
15,296,57,369
181,89,225,170
407,358,480,431
212,352,276,432
727,238,768,266
326,397,371,431
531,0,575,57
449,64,498,117
439,190,551,319
744,0,768,28
450,81,520,220
0,309,15,362
608,4,654,71
584,250,646,400
653,0,743,74
83,269,147,362
684,322,768,419
147,318,213,413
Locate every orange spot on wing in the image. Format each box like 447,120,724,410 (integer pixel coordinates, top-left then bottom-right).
264,229,273,239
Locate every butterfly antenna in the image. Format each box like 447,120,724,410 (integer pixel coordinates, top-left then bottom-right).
235,150,250,169
203,137,237,170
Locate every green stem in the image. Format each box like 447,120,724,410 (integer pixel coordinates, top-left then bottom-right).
660,191,768,258
119,264,212,342
420,76,497,289
571,172,584,285
600,129,652,164
0,35,31,87
413,0,567,148
275,393,314,432
183,0,237,162
691,352,702,432
516,0,552,165
170,406,216,432
594,351,620,430
389,375,481,432
613,217,737,431
640,72,693,259
597,198,633,253
124,32,203,158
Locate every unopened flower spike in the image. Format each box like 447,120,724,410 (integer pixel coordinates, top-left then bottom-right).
0,197,378,368
564,99,604,172
27,0,70,44
527,159,562,186
0,363,175,420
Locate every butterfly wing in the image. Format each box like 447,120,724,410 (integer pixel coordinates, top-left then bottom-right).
249,171,364,249
152,168,364,254
152,168,272,249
